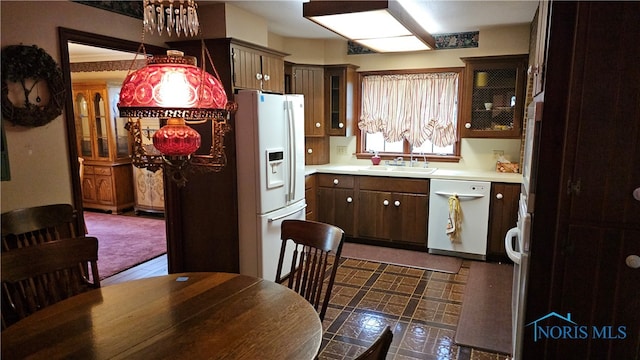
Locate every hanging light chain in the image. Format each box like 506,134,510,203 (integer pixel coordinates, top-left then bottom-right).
143,0,200,37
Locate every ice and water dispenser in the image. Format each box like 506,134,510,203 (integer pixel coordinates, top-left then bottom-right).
266,148,284,189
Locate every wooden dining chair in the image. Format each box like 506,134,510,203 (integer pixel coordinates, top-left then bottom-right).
354,326,394,360
1,236,100,329
275,219,345,321
1,203,79,251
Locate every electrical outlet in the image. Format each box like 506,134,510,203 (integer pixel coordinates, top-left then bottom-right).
337,146,347,155
493,150,504,160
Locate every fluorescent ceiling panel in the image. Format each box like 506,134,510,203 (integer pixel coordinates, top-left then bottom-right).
303,1,435,52
308,10,411,39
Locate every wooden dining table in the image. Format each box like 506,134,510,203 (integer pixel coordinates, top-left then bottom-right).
1,272,323,360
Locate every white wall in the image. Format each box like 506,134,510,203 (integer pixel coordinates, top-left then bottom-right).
0,1,167,212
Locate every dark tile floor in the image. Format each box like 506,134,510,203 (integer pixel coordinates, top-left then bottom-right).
317,257,510,360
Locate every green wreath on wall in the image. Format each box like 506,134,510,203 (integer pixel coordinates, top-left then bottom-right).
1,44,66,127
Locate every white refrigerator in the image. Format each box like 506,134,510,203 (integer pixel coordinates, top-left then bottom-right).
504,101,541,359
235,90,306,280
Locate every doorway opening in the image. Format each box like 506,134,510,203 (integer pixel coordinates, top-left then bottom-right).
59,28,169,278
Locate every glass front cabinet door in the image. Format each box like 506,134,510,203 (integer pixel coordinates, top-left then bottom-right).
72,83,131,162
460,55,528,138
324,64,358,137
75,91,92,158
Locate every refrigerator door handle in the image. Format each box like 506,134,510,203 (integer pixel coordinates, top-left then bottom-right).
504,226,522,264
268,204,307,222
286,100,296,203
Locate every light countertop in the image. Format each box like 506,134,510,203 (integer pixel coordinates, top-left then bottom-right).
305,164,522,184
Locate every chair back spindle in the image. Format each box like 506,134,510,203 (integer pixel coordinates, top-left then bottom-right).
276,220,344,321
1,204,78,250
1,236,100,330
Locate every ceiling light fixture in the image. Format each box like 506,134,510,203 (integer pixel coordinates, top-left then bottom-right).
303,0,435,53
119,0,234,187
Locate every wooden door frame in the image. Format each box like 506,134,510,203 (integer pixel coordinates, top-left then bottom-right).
57,27,166,232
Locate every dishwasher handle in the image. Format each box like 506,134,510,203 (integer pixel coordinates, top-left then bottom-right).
434,191,485,199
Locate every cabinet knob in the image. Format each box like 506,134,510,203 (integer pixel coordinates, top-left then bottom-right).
346,197,353,203
496,193,503,200
315,122,321,128
394,200,400,207
633,187,640,201
383,200,389,206
256,73,263,80
465,123,472,129
339,122,344,128
626,255,640,269
333,179,339,185
307,148,313,154
263,74,270,81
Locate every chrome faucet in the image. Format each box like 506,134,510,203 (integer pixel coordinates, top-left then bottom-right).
422,153,429,168
388,156,405,166
409,148,429,168
409,145,420,167
410,153,419,167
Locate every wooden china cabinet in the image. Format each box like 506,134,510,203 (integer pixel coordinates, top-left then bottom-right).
72,82,134,214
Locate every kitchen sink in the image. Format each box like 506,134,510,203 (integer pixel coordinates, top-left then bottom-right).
362,166,438,175
363,166,395,171
322,165,364,172
392,166,438,174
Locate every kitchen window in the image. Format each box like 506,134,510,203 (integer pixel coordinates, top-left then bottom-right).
357,68,463,161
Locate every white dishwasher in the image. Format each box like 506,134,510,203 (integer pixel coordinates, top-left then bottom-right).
428,179,491,260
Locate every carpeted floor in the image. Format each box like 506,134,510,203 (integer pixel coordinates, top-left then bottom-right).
455,261,513,354
83,211,166,279
341,242,463,274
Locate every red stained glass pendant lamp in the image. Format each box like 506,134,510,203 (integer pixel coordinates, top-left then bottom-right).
118,1,235,187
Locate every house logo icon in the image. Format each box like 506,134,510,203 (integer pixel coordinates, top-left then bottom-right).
526,312,578,342
526,312,627,342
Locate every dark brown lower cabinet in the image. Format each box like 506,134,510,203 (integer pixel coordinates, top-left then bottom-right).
358,190,428,247
487,182,520,262
316,174,430,247
316,174,355,237
304,175,317,221
356,177,429,248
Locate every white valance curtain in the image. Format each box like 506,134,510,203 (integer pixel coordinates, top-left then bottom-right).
358,72,459,147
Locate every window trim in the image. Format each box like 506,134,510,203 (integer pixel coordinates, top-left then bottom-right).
355,66,465,162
